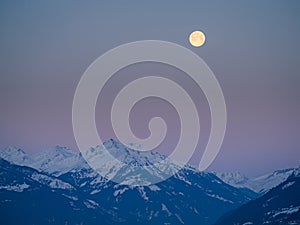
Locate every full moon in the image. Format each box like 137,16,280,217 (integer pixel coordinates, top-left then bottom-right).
189,30,206,47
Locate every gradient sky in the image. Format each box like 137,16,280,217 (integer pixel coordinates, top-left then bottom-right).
0,0,299,177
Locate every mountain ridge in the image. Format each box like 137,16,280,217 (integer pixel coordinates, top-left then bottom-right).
3,142,298,191
215,167,299,194
0,140,258,225
215,168,300,225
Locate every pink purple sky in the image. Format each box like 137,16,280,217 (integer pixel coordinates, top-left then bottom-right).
0,1,299,177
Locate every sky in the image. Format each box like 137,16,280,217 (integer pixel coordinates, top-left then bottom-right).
0,0,300,177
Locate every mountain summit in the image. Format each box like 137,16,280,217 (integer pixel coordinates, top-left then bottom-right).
0,140,257,225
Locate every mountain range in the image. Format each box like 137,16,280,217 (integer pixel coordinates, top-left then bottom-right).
215,169,300,225
0,139,299,225
215,168,297,194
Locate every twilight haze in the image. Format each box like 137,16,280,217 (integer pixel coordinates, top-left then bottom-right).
0,1,299,177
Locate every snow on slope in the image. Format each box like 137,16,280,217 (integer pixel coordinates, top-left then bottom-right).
0,183,30,192
0,141,257,225
0,145,87,176
82,139,181,186
0,146,33,166
215,171,249,188
30,172,74,190
215,172,300,225
216,167,299,193
1,142,298,193
249,168,296,193
30,146,87,176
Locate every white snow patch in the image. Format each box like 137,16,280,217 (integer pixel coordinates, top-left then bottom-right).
206,193,234,204
62,194,78,201
84,199,99,209
175,213,184,224
31,173,73,190
161,204,172,216
80,181,87,187
90,189,101,195
282,181,295,190
175,173,191,185
148,185,161,191
0,183,29,192
271,206,300,218
138,187,149,201
114,187,128,197
193,207,199,215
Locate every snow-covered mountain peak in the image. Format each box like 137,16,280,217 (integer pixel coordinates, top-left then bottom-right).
292,166,300,177
0,150,258,225
3,146,25,154
94,139,166,166
30,146,87,176
0,146,32,166
35,145,77,159
216,167,300,194
252,168,294,182
102,138,122,149
82,140,185,186
215,171,249,187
